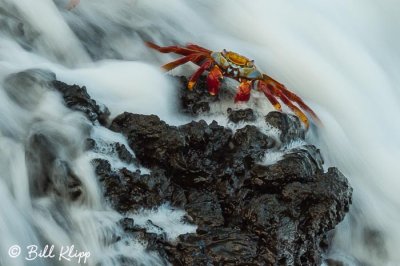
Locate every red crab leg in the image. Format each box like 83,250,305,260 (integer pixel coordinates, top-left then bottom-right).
273,88,310,128
146,42,209,56
162,53,206,71
186,43,212,54
279,84,320,123
257,80,282,111
234,80,252,102
263,74,320,124
188,59,213,90
207,65,223,95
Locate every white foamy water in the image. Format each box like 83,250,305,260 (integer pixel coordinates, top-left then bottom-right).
0,0,399,265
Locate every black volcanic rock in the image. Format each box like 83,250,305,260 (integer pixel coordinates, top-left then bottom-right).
2,68,110,126
52,80,110,125
25,132,83,200
92,158,173,213
178,76,214,115
51,74,352,266
109,111,352,266
228,107,257,123
265,111,305,143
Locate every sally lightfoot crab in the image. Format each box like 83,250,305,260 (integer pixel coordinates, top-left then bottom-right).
146,42,320,128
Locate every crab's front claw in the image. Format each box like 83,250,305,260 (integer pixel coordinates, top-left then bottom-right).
234,81,252,102
207,65,223,95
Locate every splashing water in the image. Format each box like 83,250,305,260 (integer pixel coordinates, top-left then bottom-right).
0,0,399,265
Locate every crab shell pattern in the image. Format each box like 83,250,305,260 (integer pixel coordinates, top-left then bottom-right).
211,50,262,80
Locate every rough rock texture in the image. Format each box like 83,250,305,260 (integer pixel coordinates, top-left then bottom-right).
265,111,305,143
108,110,351,265
47,73,352,265
228,107,257,123
52,80,110,125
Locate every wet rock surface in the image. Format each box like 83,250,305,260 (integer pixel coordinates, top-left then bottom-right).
178,75,215,116
108,112,351,266
52,80,110,125
51,74,352,265
228,107,257,123
25,131,83,200
2,69,86,200
265,111,305,143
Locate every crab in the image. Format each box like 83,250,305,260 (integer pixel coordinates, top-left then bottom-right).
146,42,320,128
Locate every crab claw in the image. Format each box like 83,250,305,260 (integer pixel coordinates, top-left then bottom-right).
207,65,223,95
234,80,252,102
